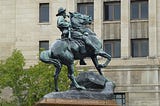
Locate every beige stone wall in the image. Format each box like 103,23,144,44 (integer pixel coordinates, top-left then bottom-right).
15,0,39,67
0,0,16,59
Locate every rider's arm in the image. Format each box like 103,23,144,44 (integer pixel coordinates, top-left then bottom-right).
57,16,70,28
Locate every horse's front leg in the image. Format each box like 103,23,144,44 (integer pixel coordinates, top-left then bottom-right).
91,56,103,76
54,66,61,92
97,50,111,68
67,64,86,90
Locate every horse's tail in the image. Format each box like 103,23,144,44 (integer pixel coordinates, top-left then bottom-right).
40,50,62,68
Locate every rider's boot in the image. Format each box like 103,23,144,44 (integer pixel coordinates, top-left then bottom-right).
80,45,86,54
79,46,87,65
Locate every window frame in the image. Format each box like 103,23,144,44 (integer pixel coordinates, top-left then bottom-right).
77,3,94,20
39,41,49,51
103,2,121,21
114,93,126,106
130,0,148,20
103,40,121,58
39,3,50,23
131,38,149,57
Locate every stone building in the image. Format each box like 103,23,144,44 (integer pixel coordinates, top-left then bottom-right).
0,0,160,106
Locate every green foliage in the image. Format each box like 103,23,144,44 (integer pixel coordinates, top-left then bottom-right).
0,49,78,106
21,62,55,106
0,50,25,106
0,103,16,106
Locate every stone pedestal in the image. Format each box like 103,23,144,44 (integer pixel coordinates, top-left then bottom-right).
36,72,117,106
36,98,117,106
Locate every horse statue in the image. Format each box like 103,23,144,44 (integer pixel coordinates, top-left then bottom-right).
40,12,111,92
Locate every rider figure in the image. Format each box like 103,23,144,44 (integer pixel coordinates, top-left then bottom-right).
56,7,98,54
56,7,71,39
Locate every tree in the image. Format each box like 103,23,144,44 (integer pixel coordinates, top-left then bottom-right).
0,50,77,106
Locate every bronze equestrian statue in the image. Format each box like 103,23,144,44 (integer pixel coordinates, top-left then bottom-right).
40,7,111,92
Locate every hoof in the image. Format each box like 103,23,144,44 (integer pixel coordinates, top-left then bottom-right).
55,89,59,92
77,86,86,90
98,64,105,68
80,60,87,65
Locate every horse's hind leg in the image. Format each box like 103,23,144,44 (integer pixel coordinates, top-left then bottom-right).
67,64,86,90
54,66,61,92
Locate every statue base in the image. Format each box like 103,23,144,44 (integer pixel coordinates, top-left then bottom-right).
36,72,117,106
36,82,117,106
36,98,117,106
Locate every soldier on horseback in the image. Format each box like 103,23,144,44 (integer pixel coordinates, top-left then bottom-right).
40,7,111,91
56,7,98,55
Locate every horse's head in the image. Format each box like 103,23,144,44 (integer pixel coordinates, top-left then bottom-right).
69,12,92,27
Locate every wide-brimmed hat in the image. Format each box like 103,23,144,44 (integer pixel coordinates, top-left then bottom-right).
56,7,66,16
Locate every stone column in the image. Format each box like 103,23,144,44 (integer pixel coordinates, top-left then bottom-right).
121,0,130,59
157,0,160,57
149,0,157,57
94,0,103,40
149,1,159,106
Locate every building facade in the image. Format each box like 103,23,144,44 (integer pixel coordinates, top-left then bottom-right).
0,0,160,105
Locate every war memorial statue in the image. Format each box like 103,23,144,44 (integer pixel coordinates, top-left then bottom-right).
38,7,116,106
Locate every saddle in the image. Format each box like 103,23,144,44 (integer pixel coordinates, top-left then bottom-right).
61,38,87,65
62,38,86,54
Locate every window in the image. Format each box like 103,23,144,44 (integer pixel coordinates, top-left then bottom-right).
131,39,148,57
114,93,126,106
77,3,94,19
104,2,120,21
131,1,148,20
103,40,121,58
39,3,49,23
39,41,49,51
